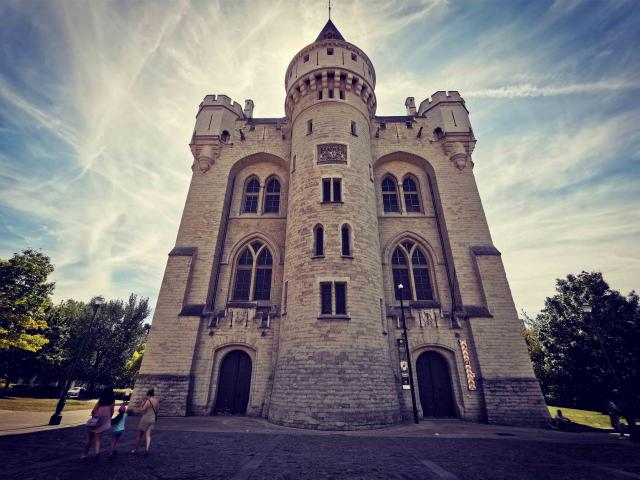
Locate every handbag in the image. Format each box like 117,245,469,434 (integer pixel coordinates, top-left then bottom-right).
86,416,100,428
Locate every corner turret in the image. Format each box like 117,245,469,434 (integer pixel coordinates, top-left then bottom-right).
190,94,246,173
417,91,476,170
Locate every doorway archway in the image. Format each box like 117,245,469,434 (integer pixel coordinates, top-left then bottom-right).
416,351,456,417
213,350,252,415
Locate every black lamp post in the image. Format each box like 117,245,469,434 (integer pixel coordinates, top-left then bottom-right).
398,283,419,424
49,296,105,426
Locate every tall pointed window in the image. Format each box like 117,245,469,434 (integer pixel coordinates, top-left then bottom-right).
403,176,421,212
382,177,400,212
243,178,260,213
314,225,324,257
232,242,273,301
341,224,351,256
391,241,433,301
264,178,281,214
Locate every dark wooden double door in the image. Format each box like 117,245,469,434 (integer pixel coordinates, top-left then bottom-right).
416,351,456,417
214,350,252,415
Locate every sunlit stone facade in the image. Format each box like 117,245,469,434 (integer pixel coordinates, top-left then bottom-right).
133,20,549,429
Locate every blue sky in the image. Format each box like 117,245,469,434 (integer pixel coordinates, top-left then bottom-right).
0,0,639,316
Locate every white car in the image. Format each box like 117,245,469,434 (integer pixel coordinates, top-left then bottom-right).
66,387,85,399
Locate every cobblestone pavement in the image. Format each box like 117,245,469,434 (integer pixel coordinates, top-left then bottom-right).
1,417,639,480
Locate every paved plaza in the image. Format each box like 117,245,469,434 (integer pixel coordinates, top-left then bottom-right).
1,412,639,480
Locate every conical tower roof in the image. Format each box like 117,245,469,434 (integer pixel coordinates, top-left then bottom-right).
314,19,345,42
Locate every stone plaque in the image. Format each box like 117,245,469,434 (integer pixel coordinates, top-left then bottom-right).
317,143,347,164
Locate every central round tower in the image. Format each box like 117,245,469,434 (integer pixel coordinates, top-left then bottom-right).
268,21,402,429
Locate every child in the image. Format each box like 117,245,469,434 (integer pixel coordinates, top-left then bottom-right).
107,404,128,458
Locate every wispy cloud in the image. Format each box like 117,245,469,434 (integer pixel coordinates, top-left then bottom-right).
0,0,638,316
465,78,640,98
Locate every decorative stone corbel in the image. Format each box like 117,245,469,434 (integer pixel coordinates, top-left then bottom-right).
192,144,216,174
445,141,469,171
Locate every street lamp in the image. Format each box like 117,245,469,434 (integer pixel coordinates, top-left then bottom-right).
49,296,105,426
398,283,420,424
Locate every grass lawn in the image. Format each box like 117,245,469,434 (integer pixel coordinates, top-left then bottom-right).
547,405,622,429
0,397,97,412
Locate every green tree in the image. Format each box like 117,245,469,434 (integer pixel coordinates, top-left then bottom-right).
57,294,150,389
121,335,147,387
531,271,639,428
0,249,54,352
0,249,55,388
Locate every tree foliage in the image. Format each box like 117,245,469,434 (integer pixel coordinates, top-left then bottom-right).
526,271,640,419
0,249,54,352
54,294,150,388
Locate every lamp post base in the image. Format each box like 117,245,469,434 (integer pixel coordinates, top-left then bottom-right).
48,414,62,426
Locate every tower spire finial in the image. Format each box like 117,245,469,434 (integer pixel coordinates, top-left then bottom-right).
328,0,332,20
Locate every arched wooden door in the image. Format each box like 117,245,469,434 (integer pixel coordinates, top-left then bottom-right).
416,351,456,417
214,350,252,415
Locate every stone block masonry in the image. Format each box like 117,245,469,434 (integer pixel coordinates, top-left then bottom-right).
133,19,550,430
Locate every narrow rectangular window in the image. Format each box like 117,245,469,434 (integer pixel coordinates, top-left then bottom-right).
315,227,324,256
339,90,345,100
351,53,357,61
304,54,309,63
283,281,288,314
292,155,296,173
322,178,331,202
332,178,342,202
341,226,350,256
328,89,334,99
335,283,347,315
318,90,323,100
320,282,332,314
327,48,334,55
351,121,357,136
307,119,313,134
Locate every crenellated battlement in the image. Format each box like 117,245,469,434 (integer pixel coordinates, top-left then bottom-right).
417,91,466,116
198,94,245,118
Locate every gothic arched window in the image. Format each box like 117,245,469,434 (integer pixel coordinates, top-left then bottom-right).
264,178,281,214
403,176,421,213
221,130,230,143
232,242,273,301
242,178,260,213
391,240,433,301
381,176,400,212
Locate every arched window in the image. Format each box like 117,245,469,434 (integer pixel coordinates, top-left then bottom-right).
264,178,281,214
242,178,260,213
221,130,230,143
341,224,351,256
403,176,421,213
314,225,324,257
232,242,273,301
381,177,400,212
391,240,433,301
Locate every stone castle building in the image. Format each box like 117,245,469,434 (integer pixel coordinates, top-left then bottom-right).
133,20,550,429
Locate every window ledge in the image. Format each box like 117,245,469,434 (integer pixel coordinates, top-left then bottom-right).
311,255,325,260
321,201,344,205
341,255,354,260
318,315,350,321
